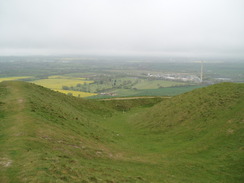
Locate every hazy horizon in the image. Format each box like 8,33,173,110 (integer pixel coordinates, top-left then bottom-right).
0,0,244,59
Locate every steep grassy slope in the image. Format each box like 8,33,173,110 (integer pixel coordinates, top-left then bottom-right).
135,82,243,129
0,81,165,182
132,82,244,181
0,81,243,183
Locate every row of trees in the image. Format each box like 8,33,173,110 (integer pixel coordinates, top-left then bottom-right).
62,79,139,93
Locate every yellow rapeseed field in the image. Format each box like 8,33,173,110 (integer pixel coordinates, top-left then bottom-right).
31,75,96,97
0,75,96,97
32,79,93,90
55,90,96,97
0,76,32,82
48,75,86,80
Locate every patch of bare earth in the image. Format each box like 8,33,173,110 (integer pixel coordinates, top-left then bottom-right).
0,157,13,167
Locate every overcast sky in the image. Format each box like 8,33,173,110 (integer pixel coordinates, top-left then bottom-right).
0,0,243,58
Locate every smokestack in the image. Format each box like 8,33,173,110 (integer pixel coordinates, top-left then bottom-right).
200,60,203,83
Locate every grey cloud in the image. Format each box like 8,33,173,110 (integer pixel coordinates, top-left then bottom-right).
0,0,243,58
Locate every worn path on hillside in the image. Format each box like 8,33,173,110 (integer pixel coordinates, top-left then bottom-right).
0,83,24,181
0,82,36,182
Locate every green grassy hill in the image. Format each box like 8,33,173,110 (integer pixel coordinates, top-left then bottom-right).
0,81,243,182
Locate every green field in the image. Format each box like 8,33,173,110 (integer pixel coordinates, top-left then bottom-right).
133,80,186,89
88,85,204,99
35,75,194,98
0,81,243,182
2,57,243,99
0,75,201,98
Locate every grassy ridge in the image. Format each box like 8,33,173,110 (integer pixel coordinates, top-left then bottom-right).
135,82,243,129
131,82,244,181
0,81,243,182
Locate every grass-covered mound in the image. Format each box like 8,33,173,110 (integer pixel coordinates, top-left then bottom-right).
0,81,243,182
132,82,244,181
135,82,243,129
